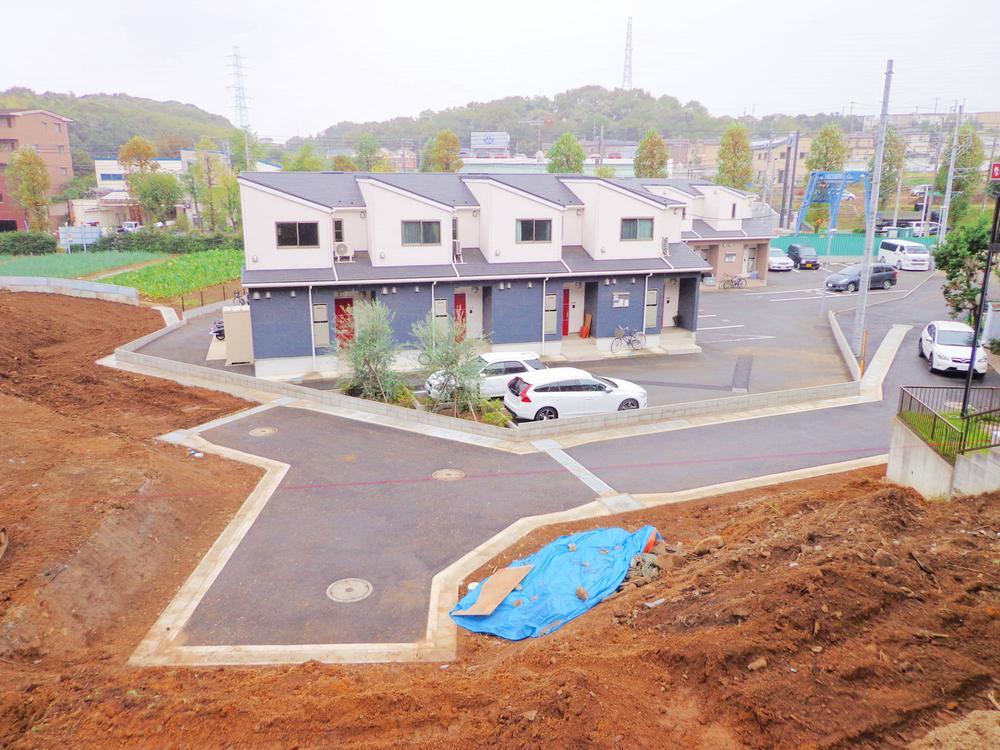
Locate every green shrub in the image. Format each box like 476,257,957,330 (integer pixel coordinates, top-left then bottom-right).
988,339,1000,356
0,231,58,256
91,229,243,254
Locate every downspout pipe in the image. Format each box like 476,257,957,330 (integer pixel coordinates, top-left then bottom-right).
540,276,550,355
308,285,316,373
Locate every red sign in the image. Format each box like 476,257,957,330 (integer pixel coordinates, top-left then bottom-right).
991,162,1000,181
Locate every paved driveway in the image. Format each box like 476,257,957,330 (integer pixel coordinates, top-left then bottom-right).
182,407,595,646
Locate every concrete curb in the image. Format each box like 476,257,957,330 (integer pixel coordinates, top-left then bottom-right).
828,309,861,381
0,275,139,305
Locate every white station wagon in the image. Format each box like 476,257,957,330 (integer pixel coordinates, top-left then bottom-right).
878,239,931,271
504,367,648,421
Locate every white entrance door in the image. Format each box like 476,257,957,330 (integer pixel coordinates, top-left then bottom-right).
743,246,758,275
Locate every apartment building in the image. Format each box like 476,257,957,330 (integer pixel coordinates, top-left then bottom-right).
0,109,73,231
236,172,774,379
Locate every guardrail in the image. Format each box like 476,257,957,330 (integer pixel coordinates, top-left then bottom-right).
897,386,1000,463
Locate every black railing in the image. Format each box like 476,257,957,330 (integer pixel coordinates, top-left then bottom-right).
897,386,1000,463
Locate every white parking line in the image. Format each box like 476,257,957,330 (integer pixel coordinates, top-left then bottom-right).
768,289,908,303
698,314,717,319
744,287,821,296
698,324,744,330
701,335,777,344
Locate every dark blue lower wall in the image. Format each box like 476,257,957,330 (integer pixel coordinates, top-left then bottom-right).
592,278,646,338
249,287,312,358
491,280,544,345
376,285,433,344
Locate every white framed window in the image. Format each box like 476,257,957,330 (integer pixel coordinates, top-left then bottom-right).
276,222,319,247
612,292,630,308
333,219,344,243
402,220,441,245
620,218,653,241
724,252,736,263
516,219,552,243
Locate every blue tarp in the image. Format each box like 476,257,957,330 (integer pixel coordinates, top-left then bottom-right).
450,526,659,640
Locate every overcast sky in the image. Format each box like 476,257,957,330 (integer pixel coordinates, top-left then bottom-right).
6,0,999,141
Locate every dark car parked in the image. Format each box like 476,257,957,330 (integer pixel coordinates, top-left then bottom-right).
786,244,820,269
825,263,897,292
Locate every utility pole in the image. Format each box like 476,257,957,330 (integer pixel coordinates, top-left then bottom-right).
892,171,903,228
981,136,997,212
938,104,963,248
762,129,774,206
787,131,800,229
778,136,793,227
853,59,893,358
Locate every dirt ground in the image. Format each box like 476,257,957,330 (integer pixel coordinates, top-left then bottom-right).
1,292,998,748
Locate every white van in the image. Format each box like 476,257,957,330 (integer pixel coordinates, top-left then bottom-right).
877,239,931,271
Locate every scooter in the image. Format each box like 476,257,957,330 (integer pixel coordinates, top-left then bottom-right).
211,320,225,340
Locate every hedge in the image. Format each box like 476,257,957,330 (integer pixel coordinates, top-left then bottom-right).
90,230,244,254
0,231,58,256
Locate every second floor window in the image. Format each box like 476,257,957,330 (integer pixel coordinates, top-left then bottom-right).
621,218,653,241
402,220,440,245
516,219,552,243
276,221,320,247
334,219,344,243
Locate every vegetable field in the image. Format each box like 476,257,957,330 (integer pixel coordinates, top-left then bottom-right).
0,251,168,278
105,248,243,298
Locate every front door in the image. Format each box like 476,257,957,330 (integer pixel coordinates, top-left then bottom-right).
562,288,570,336
334,298,354,343
454,293,467,339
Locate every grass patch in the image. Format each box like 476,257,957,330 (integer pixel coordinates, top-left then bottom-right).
0,251,168,278
104,248,243,299
901,408,999,462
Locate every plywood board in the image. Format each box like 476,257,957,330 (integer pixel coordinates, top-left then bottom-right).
580,313,592,338
453,565,533,617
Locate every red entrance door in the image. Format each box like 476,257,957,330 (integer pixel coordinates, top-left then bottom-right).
562,288,570,336
334,298,354,343
454,293,467,338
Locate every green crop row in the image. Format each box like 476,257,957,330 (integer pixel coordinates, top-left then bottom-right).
0,251,168,278
104,247,243,299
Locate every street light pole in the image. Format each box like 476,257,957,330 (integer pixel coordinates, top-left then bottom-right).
821,227,836,317
960,193,1000,417
939,104,963,248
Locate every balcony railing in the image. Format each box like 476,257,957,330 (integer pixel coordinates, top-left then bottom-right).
897,386,1000,463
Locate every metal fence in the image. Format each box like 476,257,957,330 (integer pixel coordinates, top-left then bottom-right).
771,233,937,257
897,386,1000,463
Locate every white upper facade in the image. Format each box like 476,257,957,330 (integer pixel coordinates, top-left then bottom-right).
237,172,766,272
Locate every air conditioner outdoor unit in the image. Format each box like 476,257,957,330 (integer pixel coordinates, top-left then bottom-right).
334,242,354,262
453,239,463,263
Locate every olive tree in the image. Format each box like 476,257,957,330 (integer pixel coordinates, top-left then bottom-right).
412,312,484,416
340,300,405,403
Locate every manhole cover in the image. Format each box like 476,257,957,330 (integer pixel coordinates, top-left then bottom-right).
432,468,466,481
249,426,277,437
326,578,373,603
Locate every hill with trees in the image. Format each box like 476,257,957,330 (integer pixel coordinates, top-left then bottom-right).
296,85,860,154
0,87,236,158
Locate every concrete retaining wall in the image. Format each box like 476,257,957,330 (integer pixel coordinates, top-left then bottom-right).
117,317,862,442
952,448,1000,496
0,275,139,305
886,418,958,498
827,309,861,381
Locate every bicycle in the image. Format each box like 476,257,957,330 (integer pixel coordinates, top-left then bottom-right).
610,325,646,354
719,273,747,290
233,288,248,306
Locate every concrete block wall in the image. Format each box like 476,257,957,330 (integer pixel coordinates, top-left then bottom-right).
952,448,1000,496
0,276,139,305
117,318,862,444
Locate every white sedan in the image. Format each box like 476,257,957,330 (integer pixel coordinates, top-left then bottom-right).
504,367,648,421
767,247,794,271
425,351,546,399
918,321,988,377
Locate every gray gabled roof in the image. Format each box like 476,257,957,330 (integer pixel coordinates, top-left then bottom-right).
470,174,583,207
239,171,365,207
363,173,478,207
682,217,778,241
455,247,568,277
631,178,708,197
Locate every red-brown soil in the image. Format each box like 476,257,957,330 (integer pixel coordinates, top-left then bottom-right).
0,292,997,749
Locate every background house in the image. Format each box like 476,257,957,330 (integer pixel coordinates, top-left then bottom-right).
0,109,73,231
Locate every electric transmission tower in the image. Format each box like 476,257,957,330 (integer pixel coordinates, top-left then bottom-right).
228,46,252,170
622,17,633,90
